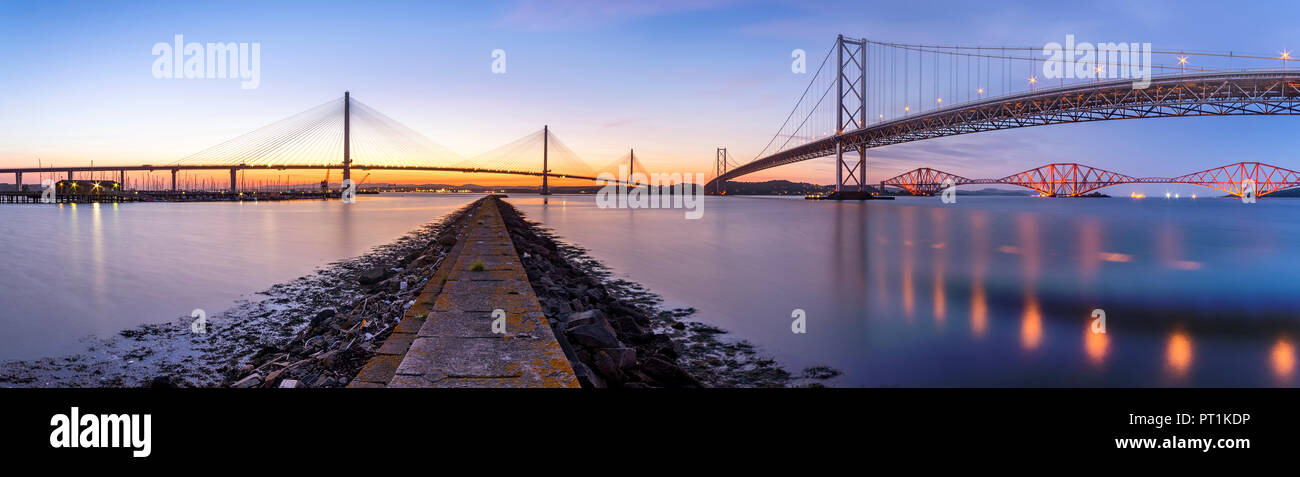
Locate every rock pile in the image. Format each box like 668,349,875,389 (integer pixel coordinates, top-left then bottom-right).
221,200,479,388
496,199,701,388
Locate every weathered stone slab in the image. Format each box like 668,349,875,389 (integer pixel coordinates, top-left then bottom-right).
394,336,523,378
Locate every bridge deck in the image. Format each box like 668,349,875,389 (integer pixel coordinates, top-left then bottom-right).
350,196,579,388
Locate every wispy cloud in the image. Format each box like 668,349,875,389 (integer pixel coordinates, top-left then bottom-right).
497,0,736,31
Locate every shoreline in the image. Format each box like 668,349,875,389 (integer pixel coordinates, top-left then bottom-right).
0,195,835,388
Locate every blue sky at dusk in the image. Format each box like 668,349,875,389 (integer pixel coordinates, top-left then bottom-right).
1,0,1297,192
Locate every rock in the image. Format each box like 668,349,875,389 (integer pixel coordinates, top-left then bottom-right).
148,375,175,389
570,361,606,388
359,266,389,285
566,324,621,349
321,351,342,369
592,350,626,382
586,287,607,301
263,369,285,387
608,315,648,338
601,347,638,370
564,309,605,324
232,373,262,388
642,357,700,387
279,379,302,388
310,309,336,328
647,334,679,360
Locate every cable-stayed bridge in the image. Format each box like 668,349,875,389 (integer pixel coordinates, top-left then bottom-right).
707,35,1300,197
1,92,653,193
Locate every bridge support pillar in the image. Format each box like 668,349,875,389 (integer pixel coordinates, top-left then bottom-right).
170,169,177,192
713,148,728,195
230,169,238,193
67,169,73,182
14,172,20,192
834,141,843,193
540,125,550,195
119,170,125,189
342,91,351,184
857,146,866,193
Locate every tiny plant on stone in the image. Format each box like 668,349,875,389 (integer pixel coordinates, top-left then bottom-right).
470,260,486,271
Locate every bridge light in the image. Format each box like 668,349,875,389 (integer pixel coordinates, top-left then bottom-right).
936,98,942,104
904,106,910,112
1283,51,1292,60
977,88,984,94
1177,56,1188,65
1028,76,1037,85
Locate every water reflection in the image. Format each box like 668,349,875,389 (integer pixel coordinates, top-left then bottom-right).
900,206,915,320
0,194,476,360
503,195,1300,386
1166,330,1194,377
930,208,946,325
1084,323,1108,365
969,211,989,338
1021,294,1043,350
1271,337,1295,382
1078,217,1101,281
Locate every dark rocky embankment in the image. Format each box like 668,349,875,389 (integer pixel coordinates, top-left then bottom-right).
496,199,824,387
496,199,699,388
222,200,481,388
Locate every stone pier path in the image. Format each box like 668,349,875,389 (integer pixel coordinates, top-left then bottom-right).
350,197,579,388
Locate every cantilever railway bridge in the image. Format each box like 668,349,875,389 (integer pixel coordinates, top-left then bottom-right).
879,162,1300,197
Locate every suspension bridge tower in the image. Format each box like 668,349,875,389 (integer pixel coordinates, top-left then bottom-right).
713,148,727,195
832,34,869,199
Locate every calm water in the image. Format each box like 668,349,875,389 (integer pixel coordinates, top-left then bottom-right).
5,192,1298,386
510,195,1300,387
0,194,476,360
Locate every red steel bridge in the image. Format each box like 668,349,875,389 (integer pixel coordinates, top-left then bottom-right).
880,162,1300,197
707,35,1300,196
0,92,653,193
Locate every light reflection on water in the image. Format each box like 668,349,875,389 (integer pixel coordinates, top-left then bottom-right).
509,194,1300,387
0,194,477,360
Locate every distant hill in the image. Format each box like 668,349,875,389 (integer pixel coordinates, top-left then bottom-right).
722,180,834,195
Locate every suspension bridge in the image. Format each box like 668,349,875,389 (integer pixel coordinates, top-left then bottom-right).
707,35,1300,198
0,91,654,195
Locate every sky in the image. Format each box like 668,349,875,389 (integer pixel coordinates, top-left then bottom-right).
1,0,1298,192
